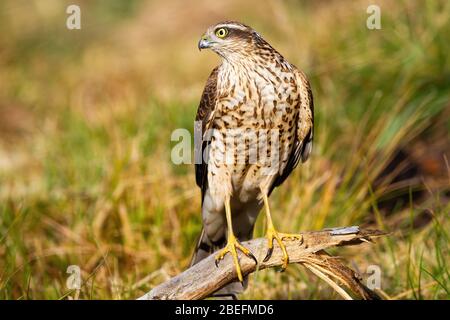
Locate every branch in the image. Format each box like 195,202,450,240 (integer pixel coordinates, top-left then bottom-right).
138,226,386,300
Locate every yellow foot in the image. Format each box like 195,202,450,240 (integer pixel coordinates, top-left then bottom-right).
263,228,303,270
215,235,257,282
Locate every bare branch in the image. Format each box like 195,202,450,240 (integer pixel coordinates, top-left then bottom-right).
138,226,386,300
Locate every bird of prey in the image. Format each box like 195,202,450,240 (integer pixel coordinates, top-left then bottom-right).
191,21,314,295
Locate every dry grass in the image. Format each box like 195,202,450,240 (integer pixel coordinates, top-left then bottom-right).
0,0,449,299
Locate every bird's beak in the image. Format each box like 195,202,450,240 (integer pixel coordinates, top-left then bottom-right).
198,35,212,50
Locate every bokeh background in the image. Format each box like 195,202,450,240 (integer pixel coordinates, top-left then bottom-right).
0,0,449,299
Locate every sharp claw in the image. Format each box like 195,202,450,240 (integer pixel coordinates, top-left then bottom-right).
215,259,219,268
263,247,273,262
248,251,258,265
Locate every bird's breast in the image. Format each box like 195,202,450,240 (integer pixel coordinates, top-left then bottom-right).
216,65,299,131
208,64,300,201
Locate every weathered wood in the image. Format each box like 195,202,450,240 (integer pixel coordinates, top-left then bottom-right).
138,226,386,300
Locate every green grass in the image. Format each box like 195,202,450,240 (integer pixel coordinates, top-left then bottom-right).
0,0,449,299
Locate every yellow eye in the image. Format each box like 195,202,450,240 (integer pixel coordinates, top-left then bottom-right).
215,27,228,38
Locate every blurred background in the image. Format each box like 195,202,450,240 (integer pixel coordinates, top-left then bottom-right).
0,0,449,299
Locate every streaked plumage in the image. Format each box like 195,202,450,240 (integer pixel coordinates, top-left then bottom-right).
191,21,314,297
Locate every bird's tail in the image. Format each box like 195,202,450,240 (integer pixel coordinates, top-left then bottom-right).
190,228,247,299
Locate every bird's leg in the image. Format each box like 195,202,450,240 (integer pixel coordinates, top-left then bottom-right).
262,193,303,270
214,196,257,282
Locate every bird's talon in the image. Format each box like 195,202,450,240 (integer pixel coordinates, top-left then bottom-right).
264,227,302,270
214,237,254,283
263,247,274,262
248,251,258,265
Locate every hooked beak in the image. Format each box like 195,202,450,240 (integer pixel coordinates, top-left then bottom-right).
198,36,212,50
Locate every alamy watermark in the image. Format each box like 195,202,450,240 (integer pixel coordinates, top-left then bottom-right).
366,4,381,30
366,264,382,290
66,264,82,300
66,4,81,30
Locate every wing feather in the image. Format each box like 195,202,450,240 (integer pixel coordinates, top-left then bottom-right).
195,66,219,202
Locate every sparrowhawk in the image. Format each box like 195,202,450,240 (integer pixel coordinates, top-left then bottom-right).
191,21,314,296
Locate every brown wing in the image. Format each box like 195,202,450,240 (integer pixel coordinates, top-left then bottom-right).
195,66,219,202
269,71,314,195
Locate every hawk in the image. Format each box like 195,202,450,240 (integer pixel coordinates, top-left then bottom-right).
191,21,314,295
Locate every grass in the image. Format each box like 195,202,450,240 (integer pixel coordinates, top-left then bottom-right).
0,0,449,299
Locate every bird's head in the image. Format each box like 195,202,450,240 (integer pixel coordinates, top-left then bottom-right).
198,21,266,60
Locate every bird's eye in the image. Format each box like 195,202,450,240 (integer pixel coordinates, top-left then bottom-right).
215,28,228,38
